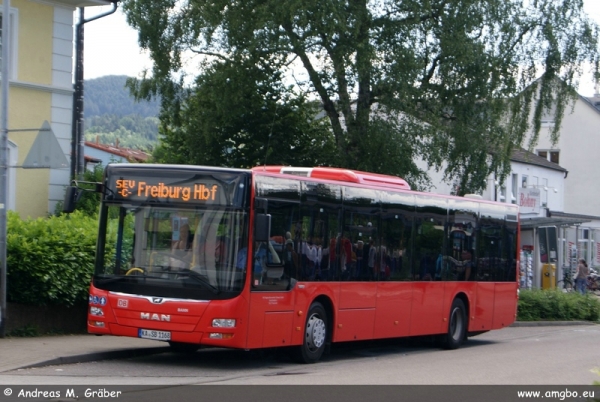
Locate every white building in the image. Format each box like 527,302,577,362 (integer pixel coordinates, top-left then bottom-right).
521,88,600,284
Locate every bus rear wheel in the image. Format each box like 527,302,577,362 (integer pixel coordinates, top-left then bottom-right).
440,298,467,350
295,302,327,364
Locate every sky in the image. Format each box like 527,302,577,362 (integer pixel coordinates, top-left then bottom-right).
82,1,600,96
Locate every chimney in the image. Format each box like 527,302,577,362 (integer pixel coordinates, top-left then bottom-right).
96,135,99,144
116,138,119,148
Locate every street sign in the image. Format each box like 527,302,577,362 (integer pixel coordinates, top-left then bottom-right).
22,121,68,169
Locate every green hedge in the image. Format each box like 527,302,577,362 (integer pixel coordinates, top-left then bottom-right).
6,211,108,306
517,289,600,322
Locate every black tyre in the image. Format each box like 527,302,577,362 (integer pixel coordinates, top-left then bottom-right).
557,280,573,292
440,298,467,350
168,341,199,353
295,302,327,364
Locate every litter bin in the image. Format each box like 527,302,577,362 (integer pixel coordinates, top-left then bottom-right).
541,263,556,289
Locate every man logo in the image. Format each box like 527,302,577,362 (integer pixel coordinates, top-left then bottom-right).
152,298,163,304
140,313,171,321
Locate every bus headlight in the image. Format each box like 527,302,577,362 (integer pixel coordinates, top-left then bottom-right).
90,306,104,316
212,318,236,328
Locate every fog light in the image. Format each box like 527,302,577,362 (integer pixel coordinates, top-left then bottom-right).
208,333,233,339
88,320,105,328
90,307,103,316
212,318,236,328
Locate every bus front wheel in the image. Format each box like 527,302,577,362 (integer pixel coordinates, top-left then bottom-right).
295,302,327,364
440,298,467,350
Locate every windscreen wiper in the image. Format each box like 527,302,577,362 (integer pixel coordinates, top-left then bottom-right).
95,271,165,284
177,268,220,294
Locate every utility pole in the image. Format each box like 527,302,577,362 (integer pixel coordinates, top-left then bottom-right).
0,0,11,338
71,2,118,180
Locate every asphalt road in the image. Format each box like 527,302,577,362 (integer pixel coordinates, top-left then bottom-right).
1,325,599,386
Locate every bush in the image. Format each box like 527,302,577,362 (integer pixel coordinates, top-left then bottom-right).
6,211,108,306
517,289,600,322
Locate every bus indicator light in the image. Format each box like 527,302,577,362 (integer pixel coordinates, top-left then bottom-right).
209,333,234,340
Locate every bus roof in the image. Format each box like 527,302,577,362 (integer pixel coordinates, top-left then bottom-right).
251,166,411,190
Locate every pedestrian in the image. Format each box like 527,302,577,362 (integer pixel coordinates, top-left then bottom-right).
575,258,589,295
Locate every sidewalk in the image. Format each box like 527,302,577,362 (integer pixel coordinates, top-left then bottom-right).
0,334,168,373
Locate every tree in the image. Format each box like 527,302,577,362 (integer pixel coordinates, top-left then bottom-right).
147,58,337,167
123,0,599,193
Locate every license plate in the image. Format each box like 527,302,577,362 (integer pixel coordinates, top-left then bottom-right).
138,328,171,341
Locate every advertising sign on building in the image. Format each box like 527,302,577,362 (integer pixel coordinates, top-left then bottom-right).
518,188,541,214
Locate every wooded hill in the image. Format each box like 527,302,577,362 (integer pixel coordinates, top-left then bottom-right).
84,75,160,152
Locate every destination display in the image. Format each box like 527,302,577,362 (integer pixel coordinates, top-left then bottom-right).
114,179,219,202
103,165,251,208
104,167,249,206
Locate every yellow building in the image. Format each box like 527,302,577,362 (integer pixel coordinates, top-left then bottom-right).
5,0,108,218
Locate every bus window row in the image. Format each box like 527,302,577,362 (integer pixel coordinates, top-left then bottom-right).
253,176,518,289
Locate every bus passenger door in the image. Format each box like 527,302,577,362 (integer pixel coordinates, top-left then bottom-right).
246,195,301,349
247,289,296,349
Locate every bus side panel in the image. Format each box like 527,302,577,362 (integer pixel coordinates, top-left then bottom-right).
334,282,377,341
492,282,518,329
246,290,296,349
335,309,376,342
373,282,413,339
472,283,495,332
262,312,294,348
338,282,377,309
408,282,446,336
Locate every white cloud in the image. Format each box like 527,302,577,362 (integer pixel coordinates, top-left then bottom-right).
81,6,152,80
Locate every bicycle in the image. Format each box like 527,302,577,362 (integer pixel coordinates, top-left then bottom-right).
586,269,600,295
556,266,574,292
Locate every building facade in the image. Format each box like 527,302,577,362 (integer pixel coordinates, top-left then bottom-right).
5,0,108,218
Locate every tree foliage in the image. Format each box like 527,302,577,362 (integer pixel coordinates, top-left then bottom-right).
150,59,337,167
122,0,599,192
84,114,159,152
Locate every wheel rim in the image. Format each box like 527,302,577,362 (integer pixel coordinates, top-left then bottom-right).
449,306,464,341
305,313,326,352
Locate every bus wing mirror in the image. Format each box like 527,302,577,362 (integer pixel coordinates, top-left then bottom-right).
254,197,268,212
62,186,82,213
254,213,271,242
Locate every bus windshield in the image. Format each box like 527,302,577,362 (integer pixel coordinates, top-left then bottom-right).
94,204,248,297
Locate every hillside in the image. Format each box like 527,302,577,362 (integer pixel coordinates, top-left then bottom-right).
84,75,160,152
84,75,160,118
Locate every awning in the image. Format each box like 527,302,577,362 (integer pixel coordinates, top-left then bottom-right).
520,210,598,229
520,216,591,229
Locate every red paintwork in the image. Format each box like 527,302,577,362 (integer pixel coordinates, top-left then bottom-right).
89,165,519,352
89,279,517,349
251,166,411,190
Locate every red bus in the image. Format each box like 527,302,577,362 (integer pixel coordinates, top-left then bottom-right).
69,163,519,363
